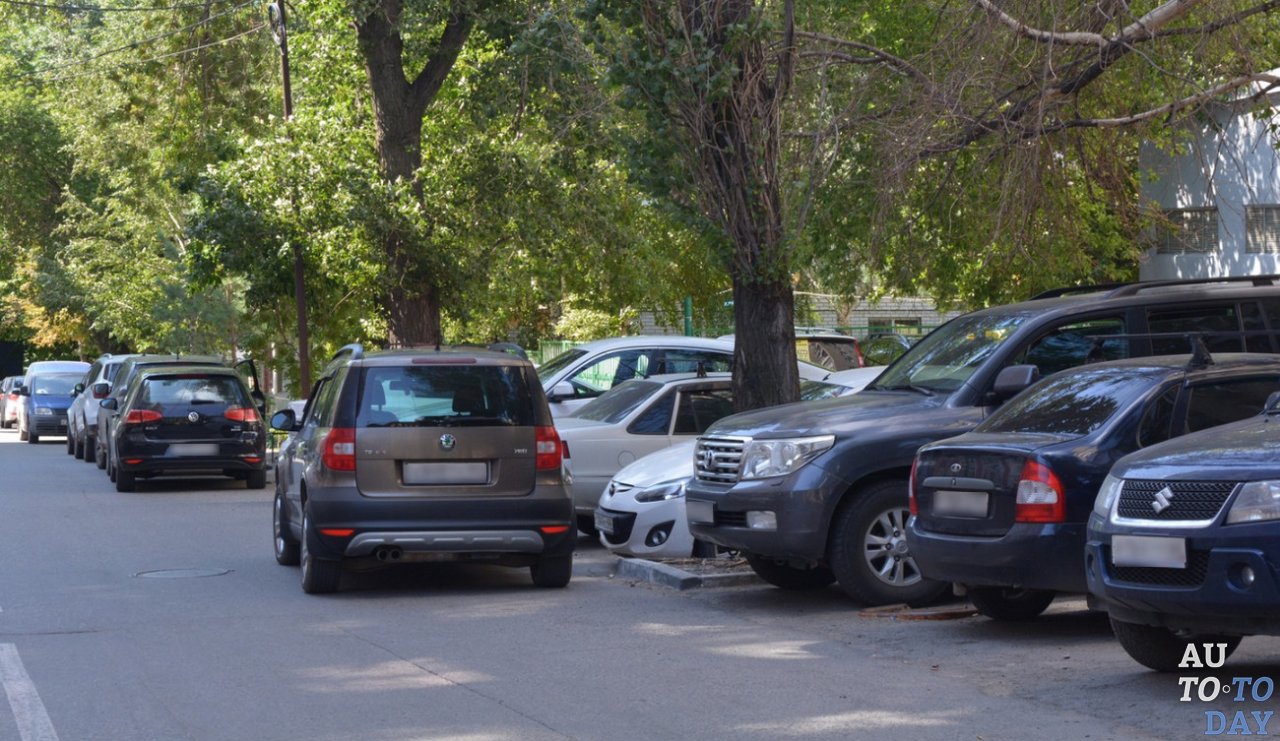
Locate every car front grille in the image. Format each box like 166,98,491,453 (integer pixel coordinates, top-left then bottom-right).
1105,548,1210,588
1116,480,1238,522
695,436,747,485
598,509,637,545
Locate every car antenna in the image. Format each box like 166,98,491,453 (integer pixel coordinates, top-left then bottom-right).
1186,335,1214,369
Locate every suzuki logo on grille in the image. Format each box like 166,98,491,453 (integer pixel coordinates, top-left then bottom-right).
439,433,456,451
187,411,200,423
1152,486,1175,514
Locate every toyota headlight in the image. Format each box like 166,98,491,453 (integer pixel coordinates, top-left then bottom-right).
740,435,835,481
633,480,687,503
1227,480,1280,524
1093,474,1123,518
35,407,53,416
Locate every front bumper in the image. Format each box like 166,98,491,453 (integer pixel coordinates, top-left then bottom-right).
596,499,695,559
30,413,69,435
1086,514,1280,635
907,520,1087,593
685,465,846,562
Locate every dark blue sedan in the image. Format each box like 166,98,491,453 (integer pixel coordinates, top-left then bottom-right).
908,353,1280,621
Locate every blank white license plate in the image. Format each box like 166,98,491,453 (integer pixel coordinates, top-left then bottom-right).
594,511,616,536
403,462,489,485
1112,535,1186,569
168,443,219,456
687,499,714,524
933,489,989,518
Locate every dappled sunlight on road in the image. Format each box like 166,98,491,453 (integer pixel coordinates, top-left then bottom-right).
295,659,494,693
735,709,963,735
633,621,725,637
705,639,824,660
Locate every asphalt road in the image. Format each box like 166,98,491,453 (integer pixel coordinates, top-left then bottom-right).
0,429,1276,741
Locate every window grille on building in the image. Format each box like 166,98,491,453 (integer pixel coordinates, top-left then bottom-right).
1246,205,1280,253
1157,208,1218,254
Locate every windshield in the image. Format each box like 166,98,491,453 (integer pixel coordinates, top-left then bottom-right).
800,379,849,400
977,367,1160,437
535,348,588,384
573,380,662,424
872,312,1032,394
31,373,82,396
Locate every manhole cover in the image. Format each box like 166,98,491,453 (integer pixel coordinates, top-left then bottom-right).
133,568,232,579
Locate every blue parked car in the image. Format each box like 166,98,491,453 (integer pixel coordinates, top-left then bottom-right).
909,352,1280,621
18,368,88,443
1087,394,1280,671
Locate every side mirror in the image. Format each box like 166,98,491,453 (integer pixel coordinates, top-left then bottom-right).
270,409,298,432
74,383,85,394
17,386,29,397
92,383,111,399
548,382,575,402
99,398,118,411
992,365,1040,400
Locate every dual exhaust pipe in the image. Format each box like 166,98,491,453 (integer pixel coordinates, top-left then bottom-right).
373,545,404,562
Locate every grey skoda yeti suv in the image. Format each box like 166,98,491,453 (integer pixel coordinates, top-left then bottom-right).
270,344,574,594
687,276,1280,606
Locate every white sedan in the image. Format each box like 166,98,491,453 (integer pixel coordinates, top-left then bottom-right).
594,367,884,558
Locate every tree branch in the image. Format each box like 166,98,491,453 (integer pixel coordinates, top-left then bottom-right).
407,4,476,117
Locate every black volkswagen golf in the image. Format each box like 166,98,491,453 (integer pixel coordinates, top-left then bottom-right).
103,365,267,492
908,351,1280,620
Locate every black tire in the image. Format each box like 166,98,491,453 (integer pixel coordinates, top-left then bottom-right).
745,553,837,590
96,439,108,470
300,507,341,594
969,587,1056,621
115,468,136,492
1110,618,1243,672
828,479,949,606
107,456,117,482
79,435,93,461
530,555,572,588
66,433,75,454
27,431,38,444
246,469,267,490
273,491,300,566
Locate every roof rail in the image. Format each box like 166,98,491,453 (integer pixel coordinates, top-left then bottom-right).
333,343,364,361
1030,282,1137,300
1104,274,1280,298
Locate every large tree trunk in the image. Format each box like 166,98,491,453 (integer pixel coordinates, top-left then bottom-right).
355,0,474,347
732,278,797,412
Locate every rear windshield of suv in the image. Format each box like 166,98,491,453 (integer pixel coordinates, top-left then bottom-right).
357,365,535,428
138,374,250,414
976,367,1162,436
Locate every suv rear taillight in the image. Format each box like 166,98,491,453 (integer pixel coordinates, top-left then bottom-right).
124,409,163,425
224,406,260,423
536,426,561,471
1015,460,1065,523
322,427,356,471
908,458,919,516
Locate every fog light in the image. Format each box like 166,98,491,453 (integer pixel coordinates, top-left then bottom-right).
645,522,674,547
1242,566,1256,588
746,511,777,530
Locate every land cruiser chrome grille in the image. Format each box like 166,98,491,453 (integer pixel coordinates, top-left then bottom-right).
695,436,747,484
1116,480,1237,522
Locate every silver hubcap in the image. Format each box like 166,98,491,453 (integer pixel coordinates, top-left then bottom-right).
863,507,923,587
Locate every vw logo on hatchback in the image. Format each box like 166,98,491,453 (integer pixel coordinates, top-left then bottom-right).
187,411,200,423
439,433,457,451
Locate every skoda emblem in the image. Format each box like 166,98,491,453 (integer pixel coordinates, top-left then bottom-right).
1152,486,1175,514
439,433,457,451
950,463,962,474
187,411,200,423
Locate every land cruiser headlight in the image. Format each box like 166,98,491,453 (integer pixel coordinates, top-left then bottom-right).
1093,474,1123,518
633,480,686,503
34,407,53,416
1226,480,1280,524
740,435,835,481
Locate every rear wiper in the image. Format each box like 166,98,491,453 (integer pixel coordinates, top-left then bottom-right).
874,383,935,397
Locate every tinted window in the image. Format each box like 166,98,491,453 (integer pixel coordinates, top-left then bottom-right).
874,312,1033,393
1184,378,1280,433
629,390,676,435
659,349,731,375
1242,302,1273,353
137,375,248,415
1148,304,1241,354
302,376,337,428
357,366,534,428
104,362,124,384
672,388,735,434
31,373,82,396
1018,317,1128,376
1136,385,1179,448
978,368,1160,436
574,380,661,424
535,348,588,383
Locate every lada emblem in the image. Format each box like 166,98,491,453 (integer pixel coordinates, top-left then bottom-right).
187,411,200,423
1152,486,1175,514
439,433,456,451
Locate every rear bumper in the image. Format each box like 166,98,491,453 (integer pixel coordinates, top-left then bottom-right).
907,519,1087,593
116,438,266,474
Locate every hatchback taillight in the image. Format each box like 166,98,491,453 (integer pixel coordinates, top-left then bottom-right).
322,427,356,471
535,426,561,471
224,406,260,423
125,409,163,424
1015,460,1065,523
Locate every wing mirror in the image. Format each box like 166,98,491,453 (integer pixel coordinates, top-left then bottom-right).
548,382,575,403
92,382,111,399
99,398,118,411
991,365,1041,401
17,386,29,397
270,409,299,432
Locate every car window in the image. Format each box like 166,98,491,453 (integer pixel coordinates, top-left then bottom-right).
1241,302,1274,353
1183,377,1280,433
535,348,588,384
628,389,676,435
873,312,1033,393
304,375,340,429
1017,316,1128,376
104,362,124,384
31,373,81,396
356,365,534,428
567,350,652,396
672,388,735,434
1136,385,1179,448
574,380,662,424
658,349,731,375
977,367,1156,436
1148,304,1242,354
137,375,248,415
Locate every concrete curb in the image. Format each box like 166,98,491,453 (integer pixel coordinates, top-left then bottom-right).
610,557,762,591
